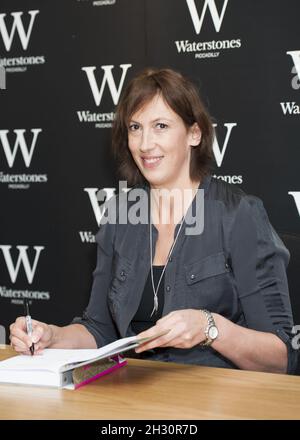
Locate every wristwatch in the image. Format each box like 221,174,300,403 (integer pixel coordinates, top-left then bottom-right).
199,309,219,346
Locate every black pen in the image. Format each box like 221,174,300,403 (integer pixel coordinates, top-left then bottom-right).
24,299,35,356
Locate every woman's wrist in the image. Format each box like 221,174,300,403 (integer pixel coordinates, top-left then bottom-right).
48,324,58,347
211,313,235,348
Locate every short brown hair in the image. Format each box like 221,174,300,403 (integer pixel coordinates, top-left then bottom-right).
112,67,214,186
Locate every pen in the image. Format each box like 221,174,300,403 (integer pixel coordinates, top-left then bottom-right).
24,299,35,356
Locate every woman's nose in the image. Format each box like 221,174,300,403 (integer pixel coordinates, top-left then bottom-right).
139,129,155,152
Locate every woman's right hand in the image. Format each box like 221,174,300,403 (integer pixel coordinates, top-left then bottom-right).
9,317,53,355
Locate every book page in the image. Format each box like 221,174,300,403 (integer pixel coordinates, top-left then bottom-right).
60,329,170,371
0,349,101,373
0,329,170,374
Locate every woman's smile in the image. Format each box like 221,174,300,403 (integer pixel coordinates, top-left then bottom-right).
141,155,164,169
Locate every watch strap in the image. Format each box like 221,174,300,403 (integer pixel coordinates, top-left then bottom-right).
199,309,218,347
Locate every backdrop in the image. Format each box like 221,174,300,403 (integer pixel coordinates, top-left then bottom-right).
0,0,299,343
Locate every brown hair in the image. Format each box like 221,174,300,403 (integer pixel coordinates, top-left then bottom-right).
112,67,214,186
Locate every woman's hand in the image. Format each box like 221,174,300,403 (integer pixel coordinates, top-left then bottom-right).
135,309,207,353
9,317,53,355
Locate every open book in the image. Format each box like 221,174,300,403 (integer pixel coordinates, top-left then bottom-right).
0,330,169,389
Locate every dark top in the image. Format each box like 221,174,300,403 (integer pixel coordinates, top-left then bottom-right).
131,266,165,334
72,175,298,374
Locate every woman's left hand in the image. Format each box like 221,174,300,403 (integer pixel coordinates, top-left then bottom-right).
135,309,208,353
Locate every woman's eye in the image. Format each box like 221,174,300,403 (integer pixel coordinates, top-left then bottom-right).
156,123,168,129
129,123,140,131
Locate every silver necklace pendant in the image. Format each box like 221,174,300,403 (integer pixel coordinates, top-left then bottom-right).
150,295,159,318
149,209,185,318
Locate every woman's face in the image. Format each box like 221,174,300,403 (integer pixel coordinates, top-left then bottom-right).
127,94,201,189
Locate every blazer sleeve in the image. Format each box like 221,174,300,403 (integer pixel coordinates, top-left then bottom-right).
71,215,119,348
229,195,298,374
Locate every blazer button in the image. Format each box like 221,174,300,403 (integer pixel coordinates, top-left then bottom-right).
120,270,126,279
190,274,195,280
225,263,230,270
166,285,171,292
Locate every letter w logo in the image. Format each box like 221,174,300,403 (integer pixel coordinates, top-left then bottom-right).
81,64,132,106
186,0,229,34
286,51,300,78
0,128,42,168
0,245,44,284
212,123,237,167
0,10,39,51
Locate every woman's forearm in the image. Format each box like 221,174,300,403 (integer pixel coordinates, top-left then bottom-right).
48,324,97,349
212,314,288,374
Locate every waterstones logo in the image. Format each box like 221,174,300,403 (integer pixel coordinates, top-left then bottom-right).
0,128,48,189
280,51,300,116
0,245,50,305
0,10,46,74
175,0,241,60
77,63,132,129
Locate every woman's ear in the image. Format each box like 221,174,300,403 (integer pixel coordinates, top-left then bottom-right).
189,123,202,147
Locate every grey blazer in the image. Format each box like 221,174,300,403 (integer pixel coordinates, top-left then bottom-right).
73,175,298,373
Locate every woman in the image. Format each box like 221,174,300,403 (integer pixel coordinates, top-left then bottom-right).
9,68,298,373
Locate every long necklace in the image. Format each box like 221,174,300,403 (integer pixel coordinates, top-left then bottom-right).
149,209,186,318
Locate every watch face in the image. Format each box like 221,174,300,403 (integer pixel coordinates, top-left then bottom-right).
208,325,218,340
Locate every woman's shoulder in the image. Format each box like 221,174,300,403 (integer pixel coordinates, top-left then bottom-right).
207,175,262,214
207,176,277,242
